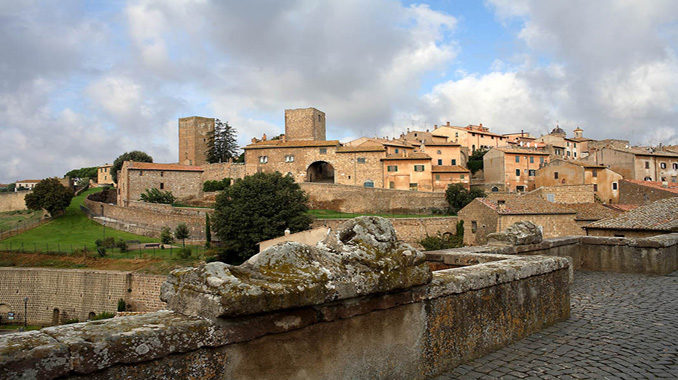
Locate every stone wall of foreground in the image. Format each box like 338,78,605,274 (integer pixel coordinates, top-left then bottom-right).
0,253,570,379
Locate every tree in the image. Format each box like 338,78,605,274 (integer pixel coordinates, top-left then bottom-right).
174,223,190,247
467,147,489,174
65,167,98,181
445,184,485,214
111,151,153,183
205,214,212,248
139,188,176,204
206,119,238,163
160,227,174,245
212,172,312,263
24,178,74,217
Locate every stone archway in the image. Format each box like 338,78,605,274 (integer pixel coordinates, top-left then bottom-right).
52,308,60,325
306,161,334,183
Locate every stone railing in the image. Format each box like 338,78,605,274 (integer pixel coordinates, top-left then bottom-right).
0,217,570,379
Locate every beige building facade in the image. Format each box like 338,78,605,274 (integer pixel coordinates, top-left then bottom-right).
117,162,203,206
483,147,550,192
97,164,114,186
535,160,622,203
590,147,678,182
430,123,508,153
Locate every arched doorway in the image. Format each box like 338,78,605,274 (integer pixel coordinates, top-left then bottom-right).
52,308,60,325
306,161,334,183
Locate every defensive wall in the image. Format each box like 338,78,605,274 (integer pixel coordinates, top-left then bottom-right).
0,268,166,326
200,162,246,182
0,252,570,379
426,233,678,276
0,191,29,212
299,182,448,214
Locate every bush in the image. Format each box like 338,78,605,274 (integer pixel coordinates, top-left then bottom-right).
467,147,489,174
160,226,174,245
212,172,312,264
90,311,115,321
174,223,190,247
63,318,80,325
95,237,116,248
24,178,74,217
202,178,232,192
178,247,192,259
139,188,176,204
116,239,128,252
419,221,464,251
445,184,485,214
117,299,127,312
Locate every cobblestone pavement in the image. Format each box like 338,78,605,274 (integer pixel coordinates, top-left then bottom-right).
437,271,678,379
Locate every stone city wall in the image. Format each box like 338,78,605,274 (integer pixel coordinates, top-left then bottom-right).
200,162,246,182
300,182,448,214
0,253,570,379
0,268,166,326
0,191,29,212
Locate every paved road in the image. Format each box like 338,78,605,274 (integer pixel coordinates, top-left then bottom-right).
437,271,678,379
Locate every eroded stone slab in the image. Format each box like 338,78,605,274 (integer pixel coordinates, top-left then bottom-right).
161,216,432,319
487,220,543,246
0,330,70,379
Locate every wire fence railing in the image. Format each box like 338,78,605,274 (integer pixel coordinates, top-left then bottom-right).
0,217,51,240
0,241,210,260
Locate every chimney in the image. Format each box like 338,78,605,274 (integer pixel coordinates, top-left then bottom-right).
262,133,267,141
446,121,450,126
521,129,524,137
434,124,438,129
281,134,286,143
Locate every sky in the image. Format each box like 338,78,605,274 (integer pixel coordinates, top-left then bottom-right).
1,0,677,183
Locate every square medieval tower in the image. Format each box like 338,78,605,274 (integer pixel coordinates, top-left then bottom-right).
285,108,326,141
178,116,215,166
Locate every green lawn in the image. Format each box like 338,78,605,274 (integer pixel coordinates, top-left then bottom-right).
307,209,447,219
0,188,157,252
0,210,44,233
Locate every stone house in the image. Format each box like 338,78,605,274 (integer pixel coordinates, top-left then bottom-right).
535,126,589,160
428,123,508,153
534,159,622,203
97,163,114,186
584,197,678,238
618,179,678,205
458,193,579,245
14,179,40,191
117,162,203,206
242,108,470,192
483,147,550,192
589,147,678,182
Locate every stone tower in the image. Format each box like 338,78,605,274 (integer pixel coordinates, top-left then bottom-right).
573,127,584,139
284,108,326,141
178,116,215,166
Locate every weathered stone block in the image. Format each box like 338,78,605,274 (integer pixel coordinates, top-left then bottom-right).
161,216,432,319
487,221,543,246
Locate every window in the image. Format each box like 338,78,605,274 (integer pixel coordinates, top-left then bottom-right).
574,143,577,148
460,174,465,179
472,145,476,152
554,172,559,179
515,156,520,163
389,181,395,189
574,152,577,157
593,184,598,192
612,182,618,190
674,163,678,170
318,114,322,121
387,165,398,172
357,157,366,164
645,161,650,169
661,177,666,182
472,221,477,233
540,157,544,163
644,176,652,181
259,156,268,164
160,171,164,177
529,156,534,163
409,183,418,191
437,159,443,165
451,159,456,165
546,194,555,202
515,169,521,176
319,148,327,154
592,169,597,177
159,183,164,190
414,165,425,172
528,169,536,176
139,171,143,176
363,180,374,188
491,186,499,192
285,155,294,162
567,151,571,156
395,148,399,154
516,186,525,192
660,162,667,169
435,174,440,180
437,150,441,154
672,176,677,183
566,142,570,147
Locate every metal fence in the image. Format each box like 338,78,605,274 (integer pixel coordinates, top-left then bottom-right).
0,217,51,240
0,241,210,259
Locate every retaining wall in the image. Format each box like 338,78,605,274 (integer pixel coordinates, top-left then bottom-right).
300,182,448,214
0,253,570,379
0,191,28,212
0,268,166,325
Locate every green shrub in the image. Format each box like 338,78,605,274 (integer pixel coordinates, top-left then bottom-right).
419,221,464,251
90,311,115,320
202,178,232,192
445,184,485,214
95,237,116,248
178,247,192,259
174,223,190,247
115,239,128,252
117,299,127,312
160,226,174,245
63,318,80,324
139,188,176,204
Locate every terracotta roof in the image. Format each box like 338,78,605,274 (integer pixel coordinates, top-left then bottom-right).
564,203,621,221
432,165,469,173
585,197,678,231
380,152,431,161
609,147,678,158
382,141,415,148
16,179,41,183
493,147,550,156
605,204,641,212
570,137,592,142
477,194,576,215
622,179,678,194
99,163,112,168
127,162,203,172
244,140,340,149
420,141,461,147
559,159,606,169
336,146,386,153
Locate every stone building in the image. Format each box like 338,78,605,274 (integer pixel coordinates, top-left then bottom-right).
584,197,678,238
535,126,590,160
618,179,678,205
242,108,470,191
178,116,215,166
97,163,114,186
534,159,622,203
428,123,508,153
14,179,40,191
117,162,203,206
458,193,579,245
483,147,550,192
588,147,678,182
